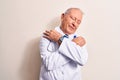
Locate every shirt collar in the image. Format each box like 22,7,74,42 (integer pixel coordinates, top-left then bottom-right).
55,26,77,40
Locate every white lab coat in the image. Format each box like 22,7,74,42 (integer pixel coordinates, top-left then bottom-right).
39,27,88,80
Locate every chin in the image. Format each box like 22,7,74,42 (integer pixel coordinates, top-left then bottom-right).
67,30,75,34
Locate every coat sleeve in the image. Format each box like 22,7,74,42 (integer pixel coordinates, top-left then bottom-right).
59,38,88,66
39,37,71,70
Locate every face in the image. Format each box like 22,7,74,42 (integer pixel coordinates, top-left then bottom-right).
60,9,83,34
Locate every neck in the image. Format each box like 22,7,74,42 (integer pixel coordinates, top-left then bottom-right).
60,26,70,35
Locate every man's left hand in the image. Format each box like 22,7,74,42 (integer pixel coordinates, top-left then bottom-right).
72,36,86,47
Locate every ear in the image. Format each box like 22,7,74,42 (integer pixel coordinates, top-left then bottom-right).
61,13,65,20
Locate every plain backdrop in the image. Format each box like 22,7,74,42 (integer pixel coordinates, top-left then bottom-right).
0,0,120,80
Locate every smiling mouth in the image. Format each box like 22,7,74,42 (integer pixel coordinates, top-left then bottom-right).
69,25,76,30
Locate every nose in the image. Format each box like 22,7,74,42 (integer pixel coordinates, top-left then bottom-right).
72,21,78,28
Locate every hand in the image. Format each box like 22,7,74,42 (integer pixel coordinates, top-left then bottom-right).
43,30,62,42
72,36,86,47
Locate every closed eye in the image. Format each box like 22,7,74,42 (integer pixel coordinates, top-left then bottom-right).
70,16,76,20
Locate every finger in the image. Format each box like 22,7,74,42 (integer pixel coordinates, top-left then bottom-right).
80,41,86,47
43,32,49,36
44,30,50,36
43,35,50,40
45,30,50,33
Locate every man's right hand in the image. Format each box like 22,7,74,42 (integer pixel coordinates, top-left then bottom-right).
72,36,86,47
43,30,62,42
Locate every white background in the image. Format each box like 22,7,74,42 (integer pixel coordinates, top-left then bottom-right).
0,0,120,80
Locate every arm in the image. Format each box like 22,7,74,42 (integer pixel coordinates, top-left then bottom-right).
42,29,88,66
59,38,88,66
39,36,71,70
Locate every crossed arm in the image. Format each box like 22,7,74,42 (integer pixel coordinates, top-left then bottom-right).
39,30,88,70
43,30,86,46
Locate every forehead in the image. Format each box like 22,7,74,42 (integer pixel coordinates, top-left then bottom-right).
67,9,82,19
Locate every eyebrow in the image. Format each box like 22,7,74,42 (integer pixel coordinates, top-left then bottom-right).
69,15,81,23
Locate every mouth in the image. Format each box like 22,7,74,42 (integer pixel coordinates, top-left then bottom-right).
69,25,76,30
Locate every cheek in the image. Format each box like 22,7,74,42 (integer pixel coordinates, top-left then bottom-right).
64,17,72,23
62,19,69,27
66,19,73,24
62,19,76,34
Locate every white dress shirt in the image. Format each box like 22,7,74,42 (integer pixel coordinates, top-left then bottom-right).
39,26,88,80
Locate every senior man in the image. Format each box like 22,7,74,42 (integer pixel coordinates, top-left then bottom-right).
39,8,88,80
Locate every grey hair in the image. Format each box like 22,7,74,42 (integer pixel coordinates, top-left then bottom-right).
64,8,84,15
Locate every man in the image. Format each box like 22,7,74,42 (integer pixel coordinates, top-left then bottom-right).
39,8,88,80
